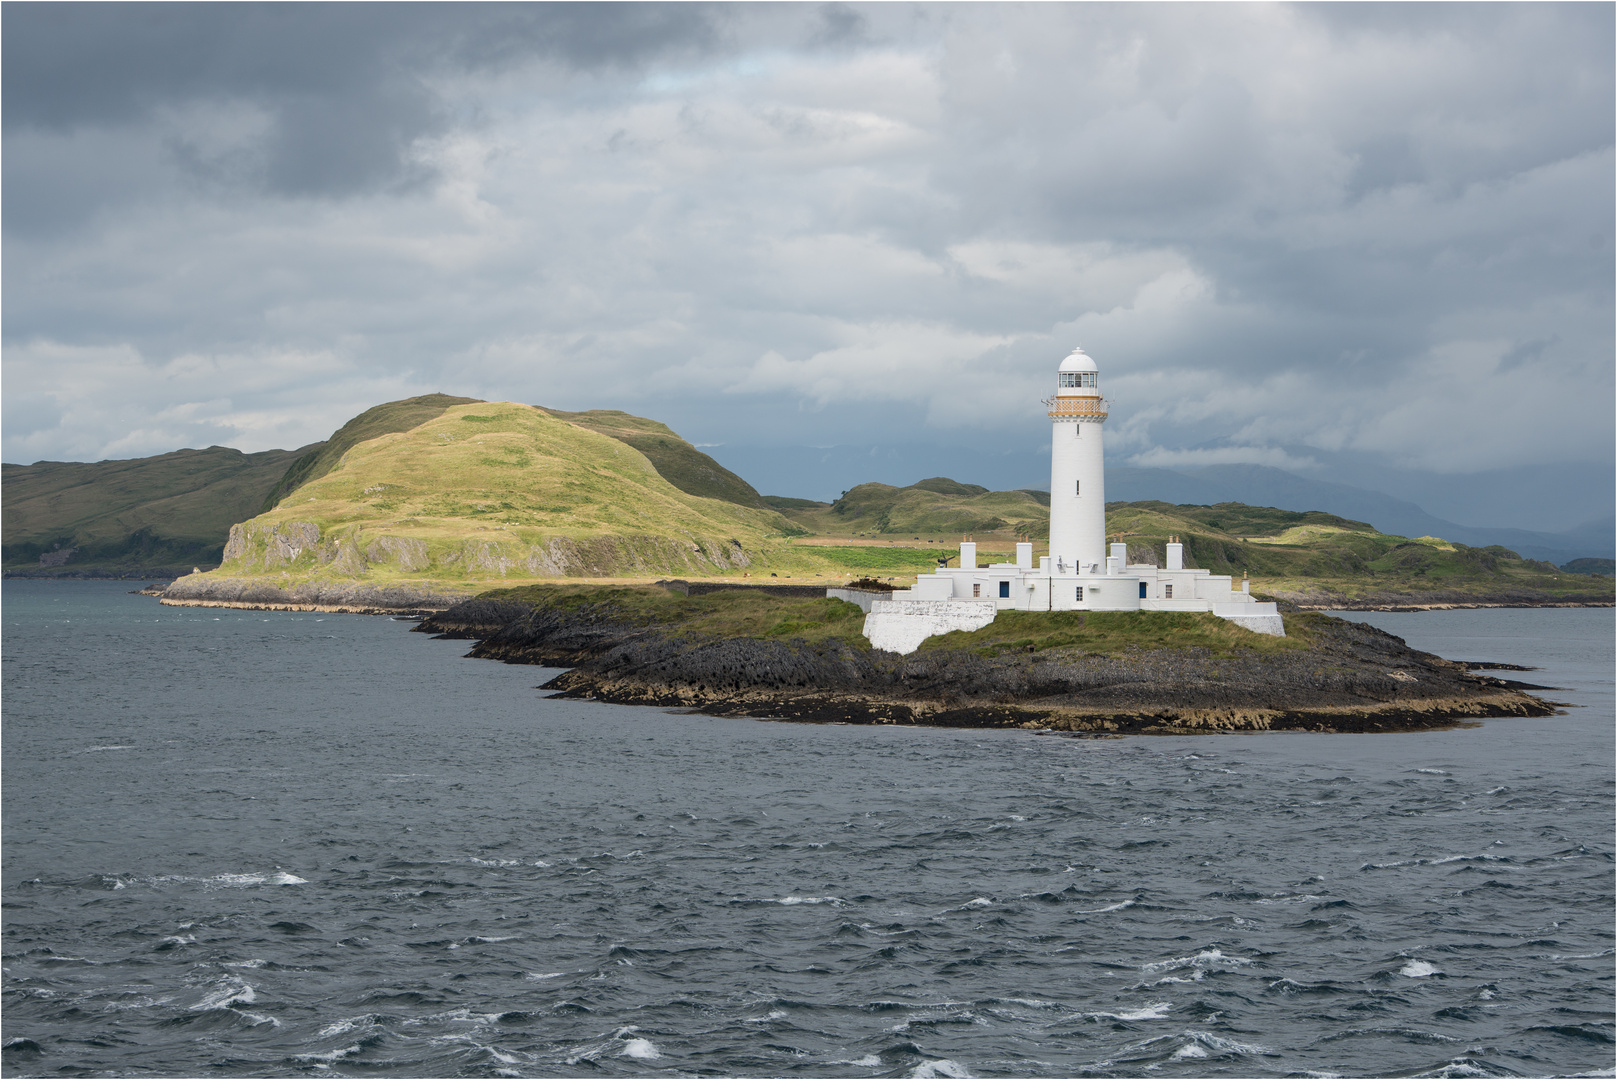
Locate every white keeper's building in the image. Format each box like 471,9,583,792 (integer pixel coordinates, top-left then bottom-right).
859,346,1284,654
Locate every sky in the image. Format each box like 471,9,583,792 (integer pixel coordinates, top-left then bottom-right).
4,3,1613,527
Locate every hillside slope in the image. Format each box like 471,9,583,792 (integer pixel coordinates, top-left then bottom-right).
2,445,315,577
259,394,482,512
186,402,794,591
540,408,767,508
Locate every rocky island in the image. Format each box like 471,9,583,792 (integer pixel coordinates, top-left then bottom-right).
414,583,1559,734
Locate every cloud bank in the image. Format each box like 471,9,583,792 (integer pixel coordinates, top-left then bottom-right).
4,4,1611,518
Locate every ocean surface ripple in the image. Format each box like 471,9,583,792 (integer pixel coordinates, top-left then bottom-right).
3,583,1612,1078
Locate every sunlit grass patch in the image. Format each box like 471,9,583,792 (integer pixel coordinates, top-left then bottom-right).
919,609,1312,658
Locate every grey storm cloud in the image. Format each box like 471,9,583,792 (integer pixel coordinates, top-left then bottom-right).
2,3,1611,530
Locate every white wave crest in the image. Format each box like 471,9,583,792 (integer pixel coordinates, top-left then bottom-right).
1077,899,1135,913
909,1059,972,1078
1139,948,1252,974
1400,959,1441,977
620,1037,661,1059
193,978,256,1011
1088,1002,1171,1021
778,896,843,905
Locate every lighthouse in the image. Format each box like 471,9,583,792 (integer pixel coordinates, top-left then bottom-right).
856,342,1285,652
1046,346,1108,574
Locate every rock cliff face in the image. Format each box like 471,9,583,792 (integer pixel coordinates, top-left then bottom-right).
414,601,1558,734
162,575,468,614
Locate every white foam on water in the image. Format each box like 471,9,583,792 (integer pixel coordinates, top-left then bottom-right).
619,1037,661,1059
468,857,522,867
160,871,308,888
833,1054,882,1068
159,934,196,948
238,1011,282,1028
1410,1059,1495,1079
1139,949,1251,974
1077,899,1134,913
465,935,520,944
1088,1002,1172,1021
962,897,993,908
1184,1030,1274,1055
1256,894,1323,904
291,1044,363,1065
1142,971,1206,987
1362,854,1507,870
192,978,256,1011
1171,1043,1209,1059
1400,959,1441,977
82,745,136,753
1416,768,1450,775
524,971,566,980
224,958,268,968
778,895,843,905
909,1059,972,1078
745,1009,788,1022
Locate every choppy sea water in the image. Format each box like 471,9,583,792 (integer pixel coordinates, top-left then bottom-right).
3,582,1612,1079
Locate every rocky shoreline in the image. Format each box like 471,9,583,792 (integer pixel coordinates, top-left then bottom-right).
413,597,1561,734
158,575,469,616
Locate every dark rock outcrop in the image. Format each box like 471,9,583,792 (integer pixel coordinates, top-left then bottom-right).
415,596,1559,734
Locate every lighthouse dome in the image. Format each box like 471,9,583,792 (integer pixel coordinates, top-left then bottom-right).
1058,347,1097,374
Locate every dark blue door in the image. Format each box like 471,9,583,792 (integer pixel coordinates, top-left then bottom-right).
1139,582,1148,598
999,581,1010,598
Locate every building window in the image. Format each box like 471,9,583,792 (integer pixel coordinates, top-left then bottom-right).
1075,586,1084,602
1057,372,1098,388
999,581,1010,598
1075,480,1081,496
973,583,981,597
1075,425,1081,437
1164,584,1173,599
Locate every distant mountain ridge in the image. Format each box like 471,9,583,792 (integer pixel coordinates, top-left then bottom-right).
1104,464,1614,566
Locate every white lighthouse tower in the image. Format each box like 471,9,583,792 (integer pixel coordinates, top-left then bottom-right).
1047,347,1107,574
856,342,1286,653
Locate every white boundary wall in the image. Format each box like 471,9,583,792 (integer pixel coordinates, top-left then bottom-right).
864,598,998,655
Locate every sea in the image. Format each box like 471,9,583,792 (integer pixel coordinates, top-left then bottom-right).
3,580,1612,1079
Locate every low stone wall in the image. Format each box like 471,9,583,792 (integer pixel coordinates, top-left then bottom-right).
658,579,828,599
826,587,896,613
864,598,998,655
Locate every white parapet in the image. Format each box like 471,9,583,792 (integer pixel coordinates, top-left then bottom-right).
1220,614,1286,637
864,598,998,655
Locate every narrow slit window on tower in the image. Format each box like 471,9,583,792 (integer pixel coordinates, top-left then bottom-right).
1075,480,1081,496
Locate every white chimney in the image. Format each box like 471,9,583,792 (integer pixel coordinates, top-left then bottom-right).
1110,542,1128,565
1166,538,1183,571
960,542,977,569
1016,542,1033,569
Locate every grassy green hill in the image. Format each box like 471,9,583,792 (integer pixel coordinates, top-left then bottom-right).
539,408,767,508
259,394,480,513
2,445,316,577
779,477,1051,539
210,401,797,585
